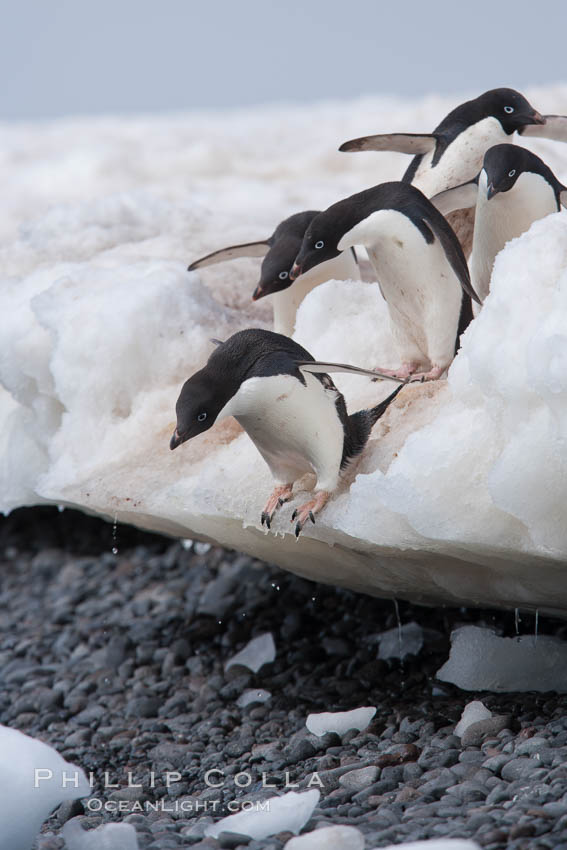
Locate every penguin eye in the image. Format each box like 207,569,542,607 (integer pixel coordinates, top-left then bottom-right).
197,412,207,422
278,270,288,280
314,240,325,249
508,169,516,177
504,106,514,114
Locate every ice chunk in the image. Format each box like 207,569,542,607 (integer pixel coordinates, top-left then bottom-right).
63,819,139,850
237,688,272,707
0,724,90,850
284,824,364,850
454,700,492,737
378,621,424,660
225,632,276,673
437,626,567,692
306,707,376,737
205,789,319,840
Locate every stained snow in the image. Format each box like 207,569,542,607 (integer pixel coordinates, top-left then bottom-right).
2,90,567,613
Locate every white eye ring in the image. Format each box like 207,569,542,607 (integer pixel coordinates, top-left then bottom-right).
508,169,516,177
197,412,207,422
315,240,324,249
278,270,288,280
504,106,514,114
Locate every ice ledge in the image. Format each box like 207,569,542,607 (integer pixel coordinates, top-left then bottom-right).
2,95,567,615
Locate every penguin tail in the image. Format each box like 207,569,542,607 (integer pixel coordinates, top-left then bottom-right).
341,384,404,469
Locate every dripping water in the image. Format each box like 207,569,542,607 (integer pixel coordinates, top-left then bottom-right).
111,514,118,556
515,608,521,636
534,609,539,648
393,598,405,685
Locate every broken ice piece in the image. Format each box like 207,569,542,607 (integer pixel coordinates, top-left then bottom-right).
0,724,90,850
378,621,424,660
454,700,492,737
63,819,140,850
377,840,481,849
225,632,276,673
205,789,320,840
284,824,365,849
306,706,376,737
437,625,567,693
237,688,272,708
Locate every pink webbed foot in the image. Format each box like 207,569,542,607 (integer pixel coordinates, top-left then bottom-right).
261,484,293,530
407,365,447,383
372,362,421,382
290,490,330,538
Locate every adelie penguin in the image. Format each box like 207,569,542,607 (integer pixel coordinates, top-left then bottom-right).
290,181,479,382
432,144,567,307
169,329,404,537
338,88,564,254
187,211,360,337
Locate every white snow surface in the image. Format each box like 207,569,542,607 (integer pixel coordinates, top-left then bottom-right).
3,88,567,614
284,824,364,850
0,724,90,850
306,707,376,737
454,700,492,737
204,789,319,840
63,819,139,850
225,632,276,673
437,626,567,692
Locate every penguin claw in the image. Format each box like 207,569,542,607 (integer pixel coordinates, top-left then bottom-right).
309,511,315,524
290,491,330,538
291,508,298,521
294,522,301,539
260,484,294,531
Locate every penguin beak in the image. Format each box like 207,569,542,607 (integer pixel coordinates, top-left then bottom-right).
530,111,546,125
486,183,498,200
252,284,265,301
170,428,183,450
289,263,302,281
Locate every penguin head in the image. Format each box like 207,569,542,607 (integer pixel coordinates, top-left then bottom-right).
251,237,298,300
482,143,547,199
170,368,230,449
478,88,545,134
289,211,342,280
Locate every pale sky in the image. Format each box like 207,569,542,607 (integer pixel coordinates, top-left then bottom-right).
1,0,565,119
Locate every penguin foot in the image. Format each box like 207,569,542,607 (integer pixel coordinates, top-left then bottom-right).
372,361,421,381
291,491,330,538
407,365,446,382
261,483,293,529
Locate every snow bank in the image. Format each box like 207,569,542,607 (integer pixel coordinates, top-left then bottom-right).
3,88,567,614
0,724,90,850
437,626,567,692
63,819,139,850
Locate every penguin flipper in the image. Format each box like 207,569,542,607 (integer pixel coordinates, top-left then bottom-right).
423,211,481,305
297,361,405,383
339,133,437,155
188,241,270,271
519,115,567,142
431,180,479,216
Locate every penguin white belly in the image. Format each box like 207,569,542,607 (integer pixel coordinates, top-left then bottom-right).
340,210,462,370
414,118,508,197
219,373,344,491
472,171,559,303
272,251,359,336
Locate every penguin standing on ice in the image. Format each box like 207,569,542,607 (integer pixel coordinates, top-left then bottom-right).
290,181,479,381
432,144,567,306
170,329,403,536
188,211,360,336
339,88,556,254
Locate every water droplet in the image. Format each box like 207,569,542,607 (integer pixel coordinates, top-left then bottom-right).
534,609,539,648
57,504,65,513
112,547,118,555
194,542,211,555
111,514,118,556
515,608,521,636
181,539,194,550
